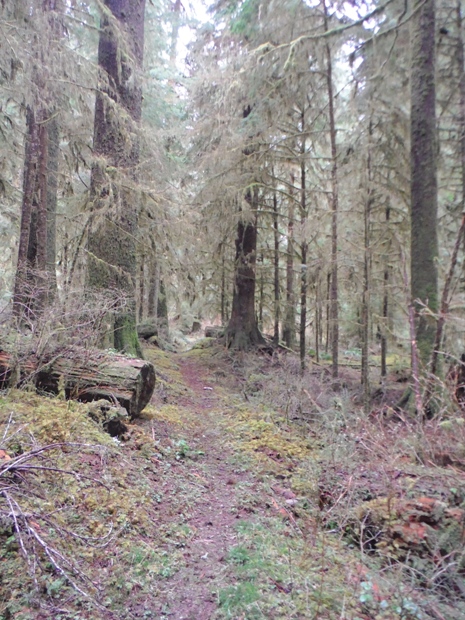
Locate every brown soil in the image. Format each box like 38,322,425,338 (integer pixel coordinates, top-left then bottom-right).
151,355,260,620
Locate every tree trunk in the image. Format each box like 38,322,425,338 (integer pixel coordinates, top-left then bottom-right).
299,110,308,371
410,0,438,365
428,0,465,379
272,181,280,345
138,250,146,322
221,251,227,325
157,278,169,333
258,252,264,331
148,258,160,319
282,174,296,349
226,102,264,350
324,0,340,378
87,0,146,357
226,188,264,349
315,274,321,363
12,4,60,320
381,204,391,379
45,115,59,299
13,107,40,319
361,121,374,413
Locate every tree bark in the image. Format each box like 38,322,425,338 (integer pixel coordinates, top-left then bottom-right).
221,251,227,326
12,3,61,320
88,0,146,357
299,109,308,371
272,180,280,346
13,107,41,319
45,115,59,298
381,204,391,379
361,121,374,413
410,0,438,365
226,103,264,350
324,0,340,378
282,174,296,349
428,0,465,379
226,188,265,349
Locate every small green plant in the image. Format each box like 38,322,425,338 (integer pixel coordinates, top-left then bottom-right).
218,582,259,615
174,438,204,460
227,545,251,565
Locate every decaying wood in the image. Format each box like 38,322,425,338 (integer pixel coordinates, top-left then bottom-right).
0,346,155,417
137,322,158,340
204,326,224,338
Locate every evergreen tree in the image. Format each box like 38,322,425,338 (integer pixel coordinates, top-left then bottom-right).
87,0,146,356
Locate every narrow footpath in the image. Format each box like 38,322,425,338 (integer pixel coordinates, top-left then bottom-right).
152,354,261,619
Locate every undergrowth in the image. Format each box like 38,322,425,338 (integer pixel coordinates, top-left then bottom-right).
220,347,465,619
1,342,465,619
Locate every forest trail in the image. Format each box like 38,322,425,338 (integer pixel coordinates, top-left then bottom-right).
140,344,375,620
150,353,262,620
141,344,338,620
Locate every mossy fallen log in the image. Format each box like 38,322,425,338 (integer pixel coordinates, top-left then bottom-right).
0,347,155,417
204,326,224,338
137,322,158,340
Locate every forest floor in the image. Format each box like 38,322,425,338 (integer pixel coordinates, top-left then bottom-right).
1,340,465,619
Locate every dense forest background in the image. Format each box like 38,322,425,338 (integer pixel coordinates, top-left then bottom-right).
1,0,462,396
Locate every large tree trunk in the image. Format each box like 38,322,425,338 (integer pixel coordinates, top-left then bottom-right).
428,0,465,379
410,0,438,365
46,116,59,298
13,107,40,319
13,107,58,319
12,3,61,320
226,102,264,350
226,189,264,349
157,278,169,335
87,0,146,357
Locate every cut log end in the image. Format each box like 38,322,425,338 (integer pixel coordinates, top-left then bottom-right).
0,347,156,418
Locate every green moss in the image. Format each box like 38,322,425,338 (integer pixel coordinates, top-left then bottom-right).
114,312,142,358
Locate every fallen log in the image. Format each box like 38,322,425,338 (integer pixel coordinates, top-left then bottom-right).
204,326,224,338
137,322,158,341
0,347,155,417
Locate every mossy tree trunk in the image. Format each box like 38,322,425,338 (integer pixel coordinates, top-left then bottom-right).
226,104,264,350
87,0,146,357
381,203,391,379
226,187,265,350
13,107,59,320
361,120,374,413
12,2,61,321
410,0,438,366
272,176,280,346
282,173,296,349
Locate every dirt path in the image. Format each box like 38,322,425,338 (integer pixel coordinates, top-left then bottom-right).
152,354,259,620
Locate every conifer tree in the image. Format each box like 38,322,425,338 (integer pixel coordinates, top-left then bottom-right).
87,0,146,356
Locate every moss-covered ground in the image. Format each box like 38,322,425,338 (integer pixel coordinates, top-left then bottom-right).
0,342,464,619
